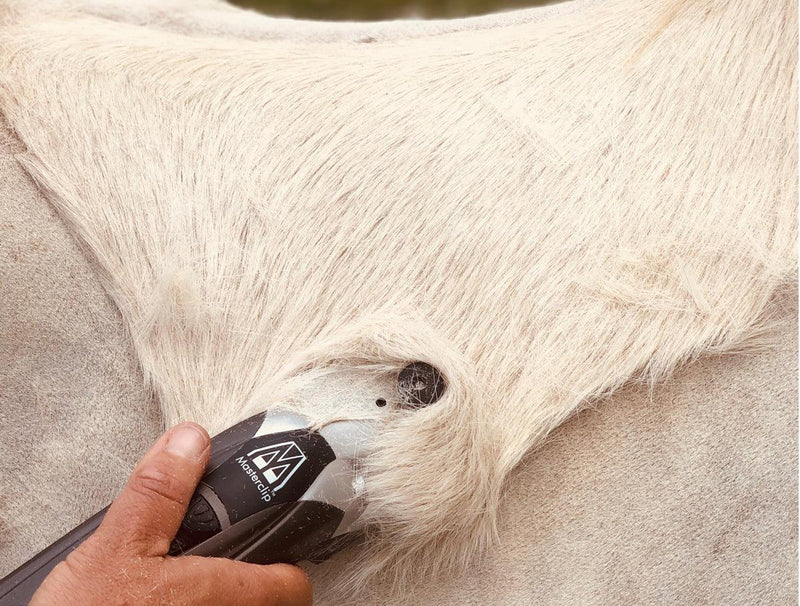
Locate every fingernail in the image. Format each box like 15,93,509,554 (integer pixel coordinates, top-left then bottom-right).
165,424,207,459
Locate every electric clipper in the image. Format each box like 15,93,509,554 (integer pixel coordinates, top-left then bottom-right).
0,361,446,605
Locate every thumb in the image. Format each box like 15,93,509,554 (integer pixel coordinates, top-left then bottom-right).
95,423,211,556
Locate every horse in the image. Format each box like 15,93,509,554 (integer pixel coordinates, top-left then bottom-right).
0,0,796,602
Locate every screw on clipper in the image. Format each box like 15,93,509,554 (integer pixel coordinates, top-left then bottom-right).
397,362,447,407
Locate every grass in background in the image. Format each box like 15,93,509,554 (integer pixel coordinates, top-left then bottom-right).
230,0,551,21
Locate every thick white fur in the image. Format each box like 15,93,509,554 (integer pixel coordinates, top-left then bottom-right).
0,0,796,597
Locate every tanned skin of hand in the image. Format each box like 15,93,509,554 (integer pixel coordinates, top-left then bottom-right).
31,423,313,606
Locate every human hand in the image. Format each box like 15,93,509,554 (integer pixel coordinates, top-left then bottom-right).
31,423,313,605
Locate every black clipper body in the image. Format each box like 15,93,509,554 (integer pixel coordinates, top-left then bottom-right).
0,411,373,606
168,411,373,563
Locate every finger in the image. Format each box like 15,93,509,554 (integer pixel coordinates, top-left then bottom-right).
168,557,313,606
95,423,210,556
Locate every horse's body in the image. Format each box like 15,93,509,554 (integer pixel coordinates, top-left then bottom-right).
0,0,796,603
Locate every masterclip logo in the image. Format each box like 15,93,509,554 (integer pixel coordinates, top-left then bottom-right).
235,441,307,502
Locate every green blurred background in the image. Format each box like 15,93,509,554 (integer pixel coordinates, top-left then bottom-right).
230,0,553,21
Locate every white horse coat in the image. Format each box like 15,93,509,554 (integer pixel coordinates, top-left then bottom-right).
0,0,796,602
